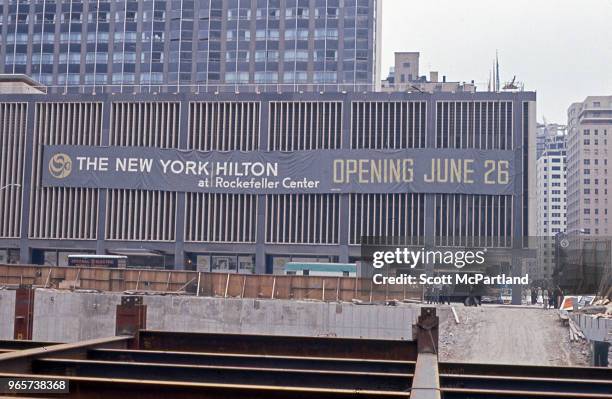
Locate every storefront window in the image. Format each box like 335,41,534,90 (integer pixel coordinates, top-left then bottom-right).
272,256,290,275
40,250,94,266
196,255,210,272
191,253,255,273
58,251,74,267
212,255,236,273
43,250,58,266
0,250,7,263
238,255,255,274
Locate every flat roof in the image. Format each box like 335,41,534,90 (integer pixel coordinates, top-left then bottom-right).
67,254,127,259
0,74,46,94
0,74,43,86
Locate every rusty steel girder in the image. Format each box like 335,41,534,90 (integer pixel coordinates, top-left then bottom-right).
0,306,610,399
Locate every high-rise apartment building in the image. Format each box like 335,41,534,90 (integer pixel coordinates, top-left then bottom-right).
0,0,381,92
535,128,567,282
536,122,566,159
567,96,612,237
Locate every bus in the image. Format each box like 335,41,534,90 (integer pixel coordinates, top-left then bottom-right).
284,262,357,277
67,254,128,269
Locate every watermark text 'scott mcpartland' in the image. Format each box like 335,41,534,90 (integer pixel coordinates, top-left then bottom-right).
360,236,611,294
367,246,528,286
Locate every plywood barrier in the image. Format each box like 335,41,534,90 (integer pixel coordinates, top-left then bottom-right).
0,264,422,302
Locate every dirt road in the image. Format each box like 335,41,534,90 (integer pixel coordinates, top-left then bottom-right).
438,305,590,366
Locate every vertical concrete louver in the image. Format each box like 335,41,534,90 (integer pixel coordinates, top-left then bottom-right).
348,193,425,246
265,101,343,244
105,102,180,242
431,101,515,248
29,102,102,240
433,194,513,248
269,102,342,150
435,101,513,149
0,103,27,238
265,194,340,245
351,101,427,149
184,102,260,243
347,102,427,246
188,102,260,151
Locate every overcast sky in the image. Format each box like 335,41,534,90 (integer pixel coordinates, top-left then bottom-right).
381,0,612,123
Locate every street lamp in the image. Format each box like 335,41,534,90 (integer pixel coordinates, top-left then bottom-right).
0,183,21,191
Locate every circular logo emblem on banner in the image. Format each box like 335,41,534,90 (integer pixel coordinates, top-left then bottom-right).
49,153,72,179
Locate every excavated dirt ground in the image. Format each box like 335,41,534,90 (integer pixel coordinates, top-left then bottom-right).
437,305,592,366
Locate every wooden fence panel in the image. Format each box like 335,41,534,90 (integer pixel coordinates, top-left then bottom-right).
0,264,422,302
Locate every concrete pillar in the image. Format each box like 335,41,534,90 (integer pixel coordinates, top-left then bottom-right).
96,96,111,256
424,98,437,278
173,95,190,270
592,341,610,367
255,100,270,274
339,194,350,264
19,101,37,264
338,97,352,264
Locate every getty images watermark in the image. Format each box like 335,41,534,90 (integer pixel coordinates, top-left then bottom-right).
359,237,532,287
369,247,529,286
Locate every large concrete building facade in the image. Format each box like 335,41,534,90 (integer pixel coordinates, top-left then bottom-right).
0,0,381,92
567,96,612,237
0,89,536,272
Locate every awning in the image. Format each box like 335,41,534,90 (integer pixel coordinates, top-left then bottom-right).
106,248,166,257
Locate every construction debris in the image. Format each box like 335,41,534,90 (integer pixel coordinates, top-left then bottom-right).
568,318,585,342
578,305,609,315
451,306,460,324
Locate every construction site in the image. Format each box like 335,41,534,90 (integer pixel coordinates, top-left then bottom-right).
0,0,611,394
0,263,610,398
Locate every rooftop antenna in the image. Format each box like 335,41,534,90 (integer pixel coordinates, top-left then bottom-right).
495,50,500,93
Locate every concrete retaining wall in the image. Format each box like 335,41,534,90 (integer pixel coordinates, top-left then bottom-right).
33,289,122,342
145,296,416,340
572,313,612,342
0,289,416,342
0,290,16,339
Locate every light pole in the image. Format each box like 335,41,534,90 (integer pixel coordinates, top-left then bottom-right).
0,183,21,191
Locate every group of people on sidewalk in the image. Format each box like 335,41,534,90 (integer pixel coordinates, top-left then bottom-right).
425,283,452,305
529,285,564,309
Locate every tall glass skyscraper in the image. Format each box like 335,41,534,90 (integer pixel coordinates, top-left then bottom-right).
0,0,381,92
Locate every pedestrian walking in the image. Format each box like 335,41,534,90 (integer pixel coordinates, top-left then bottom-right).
548,292,555,309
531,288,538,305
554,285,563,309
442,284,451,305
542,288,549,309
